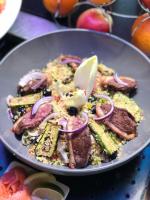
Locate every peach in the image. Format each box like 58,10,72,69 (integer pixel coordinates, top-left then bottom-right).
131,13,150,55
76,8,113,33
90,0,114,5
43,0,78,17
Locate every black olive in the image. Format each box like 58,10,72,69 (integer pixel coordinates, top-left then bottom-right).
88,96,97,103
91,105,96,114
43,88,51,96
67,107,78,116
109,151,117,160
18,106,26,116
66,92,73,97
62,75,73,84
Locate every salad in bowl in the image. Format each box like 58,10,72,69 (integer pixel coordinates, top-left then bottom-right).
6,55,143,169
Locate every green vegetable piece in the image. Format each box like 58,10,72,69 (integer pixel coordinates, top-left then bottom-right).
89,119,119,155
113,92,143,123
90,139,101,165
109,132,123,146
8,93,41,107
35,123,59,158
98,64,114,76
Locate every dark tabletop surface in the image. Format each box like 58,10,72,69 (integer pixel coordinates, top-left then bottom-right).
0,0,150,200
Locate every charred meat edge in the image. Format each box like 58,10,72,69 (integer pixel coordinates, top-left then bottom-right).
96,104,137,140
68,127,91,169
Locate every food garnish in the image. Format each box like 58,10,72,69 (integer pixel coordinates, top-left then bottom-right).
74,55,98,98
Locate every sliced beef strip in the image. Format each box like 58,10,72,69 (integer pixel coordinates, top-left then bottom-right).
60,55,82,71
12,103,52,135
97,104,137,140
101,76,137,93
67,117,91,168
70,128,91,168
18,76,48,95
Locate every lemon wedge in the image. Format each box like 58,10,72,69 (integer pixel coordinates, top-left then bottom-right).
24,172,56,191
74,55,98,98
24,172,69,199
31,196,42,200
32,188,64,200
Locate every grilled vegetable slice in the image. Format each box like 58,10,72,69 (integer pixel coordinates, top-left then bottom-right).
7,93,41,107
88,119,119,155
35,123,59,158
113,92,143,123
109,132,123,147
98,64,114,76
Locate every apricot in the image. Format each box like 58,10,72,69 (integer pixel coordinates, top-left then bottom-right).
89,0,115,5
131,13,150,55
43,0,78,17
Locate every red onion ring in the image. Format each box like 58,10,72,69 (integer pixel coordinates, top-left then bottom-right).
39,113,58,129
114,73,128,86
59,112,88,133
60,58,82,65
58,118,68,130
32,96,52,115
57,140,69,164
31,76,47,90
19,71,44,87
6,95,13,105
94,94,114,121
7,108,13,120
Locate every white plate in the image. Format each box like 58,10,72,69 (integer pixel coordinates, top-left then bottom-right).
0,0,22,39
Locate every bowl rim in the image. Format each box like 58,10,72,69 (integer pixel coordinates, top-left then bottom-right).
0,29,150,175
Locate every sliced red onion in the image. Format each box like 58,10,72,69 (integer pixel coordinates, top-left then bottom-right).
7,108,13,120
58,118,68,130
39,113,58,130
60,58,82,65
57,140,69,164
31,76,47,90
31,196,42,200
114,73,128,86
27,129,39,137
59,150,69,164
6,95,13,105
59,112,88,133
32,96,53,115
18,71,44,87
94,94,114,121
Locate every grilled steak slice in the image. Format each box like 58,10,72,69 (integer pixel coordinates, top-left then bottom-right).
67,117,91,168
18,76,48,95
101,76,137,93
60,55,82,71
69,128,91,168
12,103,52,134
97,104,137,140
